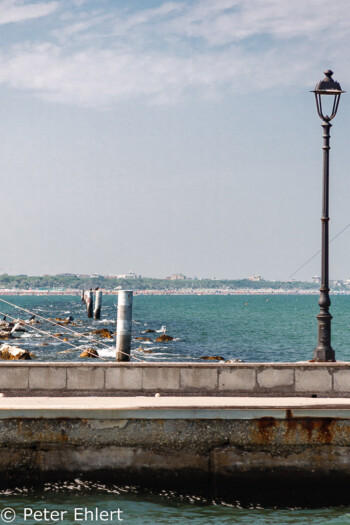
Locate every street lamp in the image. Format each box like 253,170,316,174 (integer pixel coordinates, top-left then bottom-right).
312,70,344,362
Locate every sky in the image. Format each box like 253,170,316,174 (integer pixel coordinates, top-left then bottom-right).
1,0,350,281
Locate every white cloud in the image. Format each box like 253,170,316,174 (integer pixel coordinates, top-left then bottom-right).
0,0,349,107
0,0,58,25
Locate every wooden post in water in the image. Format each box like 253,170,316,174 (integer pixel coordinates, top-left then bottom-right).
81,290,85,303
94,291,102,320
85,290,93,318
116,290,133,362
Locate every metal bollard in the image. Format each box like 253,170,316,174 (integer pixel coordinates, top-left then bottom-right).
116,290,133,362
94,291,102,320
85,290,93,318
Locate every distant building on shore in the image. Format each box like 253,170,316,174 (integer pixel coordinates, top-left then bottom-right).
75,273,104,279
248,275,264,282
107,272,139,280
311,276,321,284
167,273,186,281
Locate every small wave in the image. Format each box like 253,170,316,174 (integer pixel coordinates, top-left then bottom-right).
77,338,102,345
144,352,168,356
20,333,40,339
97,348,116,358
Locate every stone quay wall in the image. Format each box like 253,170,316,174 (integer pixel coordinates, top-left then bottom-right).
1,361,350,396
1,396,350,506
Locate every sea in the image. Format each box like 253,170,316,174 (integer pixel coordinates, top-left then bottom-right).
1,293,350,524
2,293,350,362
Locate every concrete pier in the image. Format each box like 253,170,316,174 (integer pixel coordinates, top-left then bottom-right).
94,290,102,320
2,362,350,504
85,290,93,318
1,361,350,396
0,395,350,505
116,290,133,362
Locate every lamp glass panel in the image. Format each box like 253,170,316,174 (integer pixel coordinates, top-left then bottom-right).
319,93,338,120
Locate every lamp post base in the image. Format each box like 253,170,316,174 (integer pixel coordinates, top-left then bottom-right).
313,347,335,362
314,311,335,362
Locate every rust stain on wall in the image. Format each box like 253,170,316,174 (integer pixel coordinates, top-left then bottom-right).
254,412,339,446
256,417,276,444
301,418,335,443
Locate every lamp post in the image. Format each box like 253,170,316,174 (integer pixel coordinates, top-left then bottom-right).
312,70,344,362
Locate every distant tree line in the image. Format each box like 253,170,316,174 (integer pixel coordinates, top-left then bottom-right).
0,274,322,291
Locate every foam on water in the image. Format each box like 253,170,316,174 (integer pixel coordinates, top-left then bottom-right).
0,481,349,523
98,348,116,358
3,293,350,362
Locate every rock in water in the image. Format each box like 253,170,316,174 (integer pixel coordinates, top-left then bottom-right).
155,334,174,342
80,348,99,358
0,330,12,340
145,329,156,333
0,345,32,360
200,355,225,361
54,317,72,325
137,347,154,353
92,329,113,339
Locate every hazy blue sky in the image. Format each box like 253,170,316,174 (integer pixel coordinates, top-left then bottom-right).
1,0,350,280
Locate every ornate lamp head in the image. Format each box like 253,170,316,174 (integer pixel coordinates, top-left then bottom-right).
312,70,344,122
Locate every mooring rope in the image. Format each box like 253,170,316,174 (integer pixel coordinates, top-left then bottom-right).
0,299,145,362
0,297,115,350
289,222,350,279
0,309,106,359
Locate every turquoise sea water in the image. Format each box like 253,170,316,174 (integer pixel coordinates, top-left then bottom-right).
2,483,350,525
1,294,350,523
1,293,350,362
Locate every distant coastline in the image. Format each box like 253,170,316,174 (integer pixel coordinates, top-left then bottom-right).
0,273,325,295
0,273,348,296
0,288,347,296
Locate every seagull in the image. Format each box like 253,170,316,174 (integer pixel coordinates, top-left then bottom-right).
29,315,36,321
156,325,167,334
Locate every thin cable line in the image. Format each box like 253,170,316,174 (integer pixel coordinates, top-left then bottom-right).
0,296,146,361
0,309,103,358
0,297,113,349
289,222,350,279
0,299,145,362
